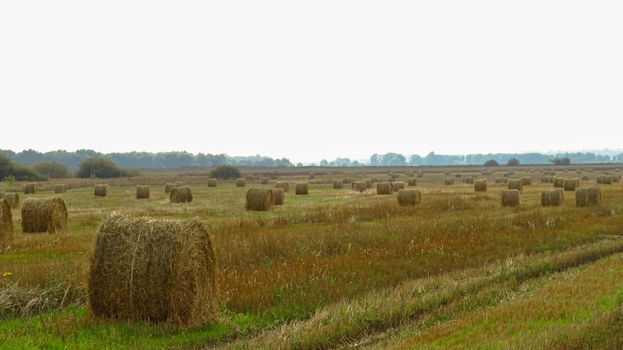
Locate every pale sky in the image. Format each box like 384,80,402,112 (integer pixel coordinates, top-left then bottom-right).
1,1,622,163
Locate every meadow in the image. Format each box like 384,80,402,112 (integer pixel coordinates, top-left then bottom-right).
1,165,623,349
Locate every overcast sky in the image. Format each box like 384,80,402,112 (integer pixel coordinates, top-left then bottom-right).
1,1,621,163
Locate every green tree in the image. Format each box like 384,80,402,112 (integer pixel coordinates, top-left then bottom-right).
76,157,127,178
209,165,241,179
33,161,71,178
484,159,499,167
507,158,520,166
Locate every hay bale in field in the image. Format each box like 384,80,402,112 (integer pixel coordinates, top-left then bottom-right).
391,182,405,192
474,179,487,192
612,175,620,183
352,181,367,192
0,199,13,250
0,192,19,209
563,179,579,191
269,188,285,205
417,172,423,178
541,176,553,183
597,176,612,185
342,178,353,185
365,180,374,189
463,178,475,185
275,182,289,192
444,178,454,186
582,176,590,181
333,181,343,189
507,179,523,192
494,178,508,184
235,178,246,187
576,187,601,207
521,177,532,186
246,188,274,211
207,178,218,187
164,183,176,193
21,197,67,233
260,178,269,185
88,214,217,326
501,190,520,207
23,183,36,194
94,184,108,197
553,177,564,188
295,183,309,195
170,186,193,203
407,178,417,186
541,189,564,206
136,185,150,199
397,189,421,206
54,184,67,193
377,182,392,195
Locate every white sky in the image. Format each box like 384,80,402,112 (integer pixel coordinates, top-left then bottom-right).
1,1,622,163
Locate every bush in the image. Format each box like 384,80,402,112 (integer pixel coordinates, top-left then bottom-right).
76,157,127,178
210,165,241,180
33,161,71,178
507,158,521,166
551,157,571,166
0,155,45,181
484,159,499,167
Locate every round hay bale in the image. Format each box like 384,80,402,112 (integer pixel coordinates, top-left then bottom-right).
377,182,392,195
507,179,523,192
207,178,218,187
275,182,289,193
582,176,590,181
397,189,421,206
54,184,67,193
235,178,246,187
563,179,578,192
23,183,36,194
521,177,532,186
540,176,553,183
463,178,475,185
553,177,565,188
342,178,353,185
0,192,19,209
88,213,217,326
494,178,508,184
541,189,564,206
170,186,193,203
246,188,274,211
365,180,374,189
0,199,13,250
501,190,520,207
474,179,487,192
295,183,309,195
444,178,455,186
94,184,108,197
164,183,176,193
333,181,343,189
392,182,405,192
351,181,367,192
21,197,67,233
407,178,417,187
136,185,150,199
269,188,285,205
612,175,620,183
576,187,601,207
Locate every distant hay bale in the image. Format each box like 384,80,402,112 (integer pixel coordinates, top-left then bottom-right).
521,177,532,186
164,183,176,193
507,179,523,192
541,189,564,206
596,176,612,185
444,179,454,186
88,214,217,326
136,185,150,199
342,178,353,185
541,176,553,183
474,179,487,192
501,190,520,207
94,184,108,197
576,187,601,207
246,188,274,211
0,199,13,250
417,172,423,178
612,175,620,183
295,183,309,195
235,178,246,187
260,178,269,185
407,178,417,186
0,192,19,209
269,188,285,205
175,182,185,187
391,182,405,192
582,176,590,181
563,179,579,191
352,181,367,192
463,178,475,185
494,178,507,184
397,189,421,206
365,180,374,189
23,183,36,194
170,186,193,203
333,181,343,189
553,177,564,188
21,197,67,233
377,182,392,195
275,182,289,192
54,184,67,193
207,179,218,187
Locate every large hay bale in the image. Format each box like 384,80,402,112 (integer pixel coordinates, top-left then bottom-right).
444,179,454,186
94,184,108,197
295,183,309,195
474,179,487,192
521,177,532,186
269,188,285,205
596,176,612,185
23,183,36,194
246,188,274,211
501,190,520,207
0,199,13,250
164,183,176,193
553,177,565,188
207,178,218,187
235,178,246,187
333,181,343,189
0,192,19,209
136,185,150,199
507,179,523,192
397,189,421,206
391,182,405,192
54,184,67,193
21,197,67,233
170,186,193,203
407,178,417,186
541,189,564,206
352,181,367,192
576,187,601,207
563,179,578,191
275,182,289,192
88,214,217,326
377,182,392,195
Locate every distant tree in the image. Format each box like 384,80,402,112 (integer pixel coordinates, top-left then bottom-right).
296,163,303,167
209,165,241,179
484,159,499,167
33,161,71,178
76,157,127,178
507,158,521,166
0,155,45,181
320,159,328,166
550,157,571,166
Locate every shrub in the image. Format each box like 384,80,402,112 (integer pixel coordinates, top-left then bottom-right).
507,158,521,166
33,161,71,178
76,157,127,178
210,165,241,180
0,155,45,181
484,159,499,167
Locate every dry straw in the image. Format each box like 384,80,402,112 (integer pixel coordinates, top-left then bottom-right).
407,178,417,186
474,179,487,192
236,178,246,187
563,179,579,191
507,179,523,192
207,178,218,187
54,184,67,193
352,181,367,193
164,183,176,193
521,177,532,186
170,186,193,203
23,183,36,194
246,188,274,211
444,178,454,186
553,177,565,188
333,181,343,189
0,192,19,209
397,189,421,206
269,188,285,205
21,197,67,233
295,183,309,195
260,178,269,185
541,189,564,206
541,176,554,183
576,187,601,207
0,199,13,250
501,190,520,207
392,182,405,192
88,213,218,326
94,184,108,197
136,185,150,199
342,178,353,185
494,178,508,184
377,182,392,195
